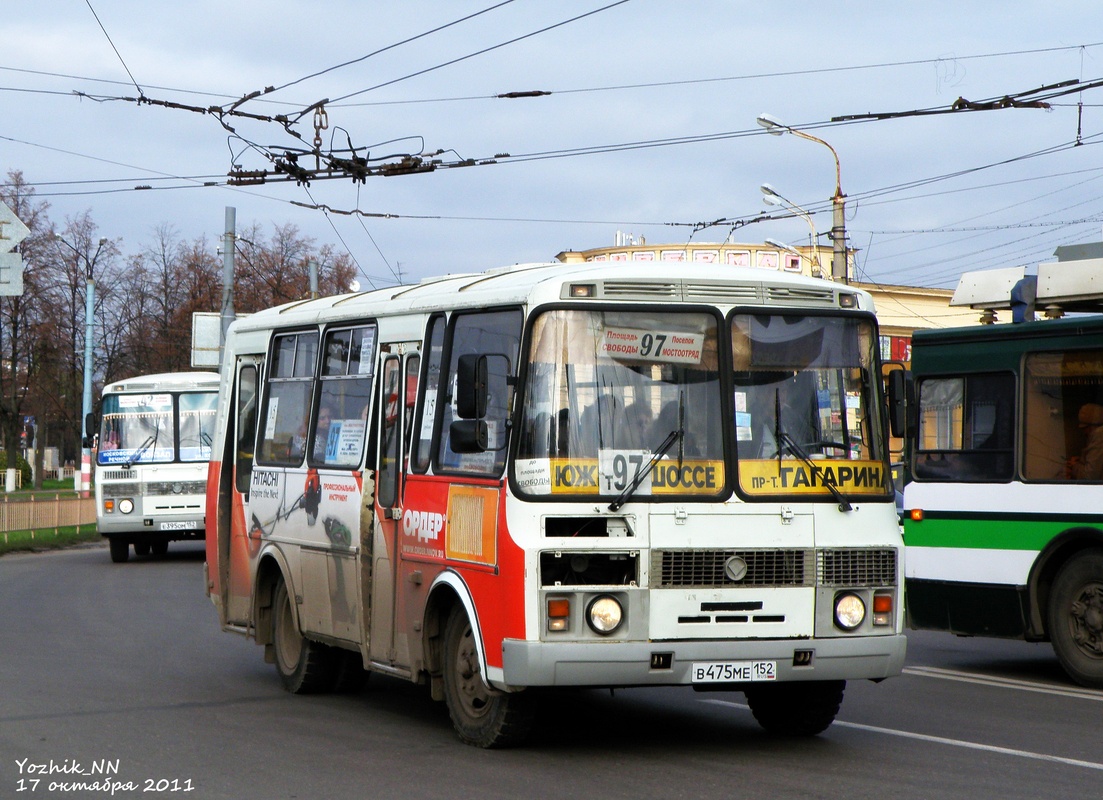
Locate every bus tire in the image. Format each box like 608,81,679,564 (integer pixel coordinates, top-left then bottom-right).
442,606,534,748
271,577,334,694
133,541,150,556
744,680,845,736
1047,549,1103,688
109,538,129,563
331,649,369,693
151,540,169,556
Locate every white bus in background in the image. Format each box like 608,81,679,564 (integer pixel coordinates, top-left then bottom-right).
95,371,220,563
206,261,906,747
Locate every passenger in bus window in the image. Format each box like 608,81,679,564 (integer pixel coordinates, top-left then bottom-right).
1067,403,1103,480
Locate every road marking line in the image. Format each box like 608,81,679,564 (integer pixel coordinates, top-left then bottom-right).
904,665,1103,702
702,699,1103,772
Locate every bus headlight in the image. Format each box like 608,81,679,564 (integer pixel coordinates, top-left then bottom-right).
118,499,135,514
586,595,623,635
834,593,866,631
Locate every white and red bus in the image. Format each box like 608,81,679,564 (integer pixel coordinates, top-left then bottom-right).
205,260,905,747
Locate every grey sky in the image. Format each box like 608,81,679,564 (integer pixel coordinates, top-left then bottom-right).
4,1,1103,290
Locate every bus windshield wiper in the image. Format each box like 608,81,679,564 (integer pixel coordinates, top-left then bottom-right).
774,388,852,512
609,393,685,513
125,431,158,470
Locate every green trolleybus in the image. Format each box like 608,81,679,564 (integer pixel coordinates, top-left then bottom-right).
903,286,1103,687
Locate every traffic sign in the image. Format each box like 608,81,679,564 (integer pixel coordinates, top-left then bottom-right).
0,201,29,296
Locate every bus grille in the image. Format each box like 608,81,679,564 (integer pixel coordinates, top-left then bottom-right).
144,480,207,496
651,549,815,588
682,283,762,302
652,547,897,589
765,286,837,306
601,281,679,299
100,471,138,482
817,548,897,587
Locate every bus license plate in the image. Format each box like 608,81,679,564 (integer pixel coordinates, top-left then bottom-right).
160,521,197,531
691,661,776,683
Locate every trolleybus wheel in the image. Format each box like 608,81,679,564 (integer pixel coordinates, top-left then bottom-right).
151,540,168,556
271,577,334,694
442,606,534,748
133,541,151,556
744,680,845,736
1048,549,1103,688
109,538,129,563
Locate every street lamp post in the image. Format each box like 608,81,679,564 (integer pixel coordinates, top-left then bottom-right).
757,113,848,283
761,183,822,276
54,234,108,496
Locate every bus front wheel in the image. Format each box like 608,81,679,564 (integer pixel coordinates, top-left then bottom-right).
1048,549,1103,688
441,606,534,748
108,538,129,563
744,680,845,736
271,577,333,694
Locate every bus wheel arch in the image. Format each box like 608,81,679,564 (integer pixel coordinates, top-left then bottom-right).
253,551,336,694
1030,528,1103,639
424,573,535,748
423,573,482,699
1046,547,1103,689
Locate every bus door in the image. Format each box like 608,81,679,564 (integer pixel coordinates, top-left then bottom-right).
369,345,420,668
227,355,263,626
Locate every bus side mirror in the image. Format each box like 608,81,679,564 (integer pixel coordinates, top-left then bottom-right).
887,369,910,439
449,419,488,453
455,354,488,420
83,412,97,448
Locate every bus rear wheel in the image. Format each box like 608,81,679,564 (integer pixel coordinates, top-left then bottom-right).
1048,549,1103,688
442,606,534,748
271,577,334,694
744,680,845,736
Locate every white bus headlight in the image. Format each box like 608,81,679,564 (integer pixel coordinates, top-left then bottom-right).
586,596,623,635
118,499,135,514
834,593,866,631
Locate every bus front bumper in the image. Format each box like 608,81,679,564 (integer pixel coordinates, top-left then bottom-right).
500,634,906,688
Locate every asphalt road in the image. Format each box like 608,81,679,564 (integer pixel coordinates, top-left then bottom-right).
1,542,1099,800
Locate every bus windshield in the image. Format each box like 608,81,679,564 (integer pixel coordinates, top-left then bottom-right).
515,308,725,499
179,391,219,462
97,391,217,466
732,313,889,499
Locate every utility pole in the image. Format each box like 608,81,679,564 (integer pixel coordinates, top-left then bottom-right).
54,234,108,496
220,207,236,362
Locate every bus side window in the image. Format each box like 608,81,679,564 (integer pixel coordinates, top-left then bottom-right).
436,308,523,475
235,364,258,494
257,331,318,466
1023,349,1103,482
404,355,420,460
913,373,1014,482
309,325,376,468
378,357,402,508
410,315,445,473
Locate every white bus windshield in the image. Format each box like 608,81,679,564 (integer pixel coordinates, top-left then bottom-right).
179,391,219,462
514,308,725,498
98,391,217,466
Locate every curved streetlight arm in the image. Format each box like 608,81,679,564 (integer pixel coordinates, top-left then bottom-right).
757,113,848,283
756,114,841,197
759,185,821,269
